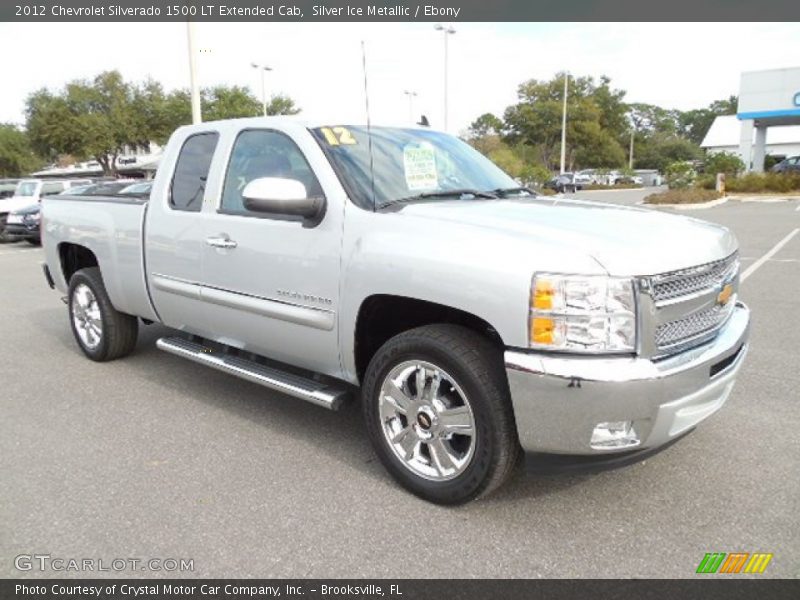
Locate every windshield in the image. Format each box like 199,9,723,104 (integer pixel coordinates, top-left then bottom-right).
310,126,519,209
16,181,38,197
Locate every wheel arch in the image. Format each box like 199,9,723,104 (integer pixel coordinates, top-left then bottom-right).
352,294,505,384
58,242,99,285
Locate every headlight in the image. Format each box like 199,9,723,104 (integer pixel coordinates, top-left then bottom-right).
529,273,636,353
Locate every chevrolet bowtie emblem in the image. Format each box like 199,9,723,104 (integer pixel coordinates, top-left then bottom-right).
717,283,734,306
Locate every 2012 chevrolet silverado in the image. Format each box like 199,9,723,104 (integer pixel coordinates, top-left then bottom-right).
41,118,750,504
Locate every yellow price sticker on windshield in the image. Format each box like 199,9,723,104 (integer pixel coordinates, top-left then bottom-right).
320,126,357,146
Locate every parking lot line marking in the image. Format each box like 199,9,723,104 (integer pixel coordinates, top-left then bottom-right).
741,228,799,283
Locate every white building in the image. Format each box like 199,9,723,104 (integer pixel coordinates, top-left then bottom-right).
701,114,800,162
733,67,800,171
31,142,163,179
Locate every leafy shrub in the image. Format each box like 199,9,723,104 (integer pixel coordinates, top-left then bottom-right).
725,172,800,193
704,152,745,176
519,164,552,187
694,174,717,190
664,161,696,189
644,189,721,205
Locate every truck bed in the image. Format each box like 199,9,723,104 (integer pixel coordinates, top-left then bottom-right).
42,195,158,321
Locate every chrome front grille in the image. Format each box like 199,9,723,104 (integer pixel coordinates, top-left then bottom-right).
655,301,735,352
643,251,740,357
652,252,739,303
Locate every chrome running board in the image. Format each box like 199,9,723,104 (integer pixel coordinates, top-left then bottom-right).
156,336,350,410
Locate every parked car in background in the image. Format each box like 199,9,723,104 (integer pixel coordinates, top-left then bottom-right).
119,181,153,198
79,180,138,196
4,181,100,245
0,179,92,243
0,179,19,199
770,155,800,173
545,173,588,193
4,203,42,245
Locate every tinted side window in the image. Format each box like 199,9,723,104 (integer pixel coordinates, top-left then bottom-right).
221,130,323,214
170,133,219,211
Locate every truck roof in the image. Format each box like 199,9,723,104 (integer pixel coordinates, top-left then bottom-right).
174,116,442,136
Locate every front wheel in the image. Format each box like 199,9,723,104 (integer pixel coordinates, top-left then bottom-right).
362,324,521,504
68,267,138,361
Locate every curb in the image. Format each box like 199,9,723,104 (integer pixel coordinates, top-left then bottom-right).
732,196,800,203
641,197,729,210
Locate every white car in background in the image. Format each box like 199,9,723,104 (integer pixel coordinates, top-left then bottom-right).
0,179,92,243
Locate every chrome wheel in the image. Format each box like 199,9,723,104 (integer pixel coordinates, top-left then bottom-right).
71,283,103,349
378,360,476,481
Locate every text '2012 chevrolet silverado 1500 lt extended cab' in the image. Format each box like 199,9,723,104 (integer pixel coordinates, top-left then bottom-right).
41,118,750,504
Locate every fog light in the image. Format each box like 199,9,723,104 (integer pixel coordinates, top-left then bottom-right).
590,421,640,449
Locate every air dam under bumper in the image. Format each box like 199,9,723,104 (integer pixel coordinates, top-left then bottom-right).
505,301,750,454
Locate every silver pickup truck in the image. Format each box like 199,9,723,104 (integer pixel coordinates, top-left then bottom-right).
42,118,750,504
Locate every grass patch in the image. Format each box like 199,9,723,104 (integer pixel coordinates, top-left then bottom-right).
725,172,800,193
644,189,721,205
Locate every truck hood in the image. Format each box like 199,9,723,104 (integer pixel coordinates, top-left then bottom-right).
397,197,737,276
0,196,38,215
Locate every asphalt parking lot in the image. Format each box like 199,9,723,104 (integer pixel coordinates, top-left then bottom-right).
1,192,798,579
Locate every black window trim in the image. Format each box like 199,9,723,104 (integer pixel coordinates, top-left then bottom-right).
216,127,326,227
169,131,220,213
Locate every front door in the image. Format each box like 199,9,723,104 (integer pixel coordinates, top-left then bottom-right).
200,127,343,377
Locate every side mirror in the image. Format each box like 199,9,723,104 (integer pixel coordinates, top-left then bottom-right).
242,177,324,220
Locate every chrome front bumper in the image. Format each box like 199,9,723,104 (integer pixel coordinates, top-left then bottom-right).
505,302,750,454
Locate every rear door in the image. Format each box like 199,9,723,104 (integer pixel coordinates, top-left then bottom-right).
145,130,220,336
199,125,345,376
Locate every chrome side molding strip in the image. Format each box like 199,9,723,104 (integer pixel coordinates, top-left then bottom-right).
156,336,349,410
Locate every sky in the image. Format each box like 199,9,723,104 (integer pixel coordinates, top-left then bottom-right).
1,22,798,134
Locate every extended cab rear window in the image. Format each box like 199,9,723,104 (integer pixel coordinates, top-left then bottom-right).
170,132,219,212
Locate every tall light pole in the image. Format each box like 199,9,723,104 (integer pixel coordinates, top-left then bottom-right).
186,22,202,124
434,24,456,131
403,90,418,124
251,63,273,117
629,129,635,170
560,72,569,175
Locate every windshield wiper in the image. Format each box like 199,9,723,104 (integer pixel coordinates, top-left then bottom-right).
489,186,536,197
378,188,498,210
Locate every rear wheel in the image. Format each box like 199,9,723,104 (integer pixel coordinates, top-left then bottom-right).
68,267,138,361
363,324,520,504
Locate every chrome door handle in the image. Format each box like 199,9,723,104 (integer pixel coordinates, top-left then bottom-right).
205,236,238,249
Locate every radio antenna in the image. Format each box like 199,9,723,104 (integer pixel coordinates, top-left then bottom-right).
361,40,377,212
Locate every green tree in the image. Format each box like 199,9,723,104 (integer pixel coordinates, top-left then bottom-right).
678,95,738,145
633,132,702,171
265,94,301,116
25,72,303,175
0,124,42,177
26,71,150,174
503,72,627,170
468,113,504,138
704,151,744,176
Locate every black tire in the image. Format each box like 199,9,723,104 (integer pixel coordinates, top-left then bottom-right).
68,267,138,361
362,324,521,504
26,237,41,246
